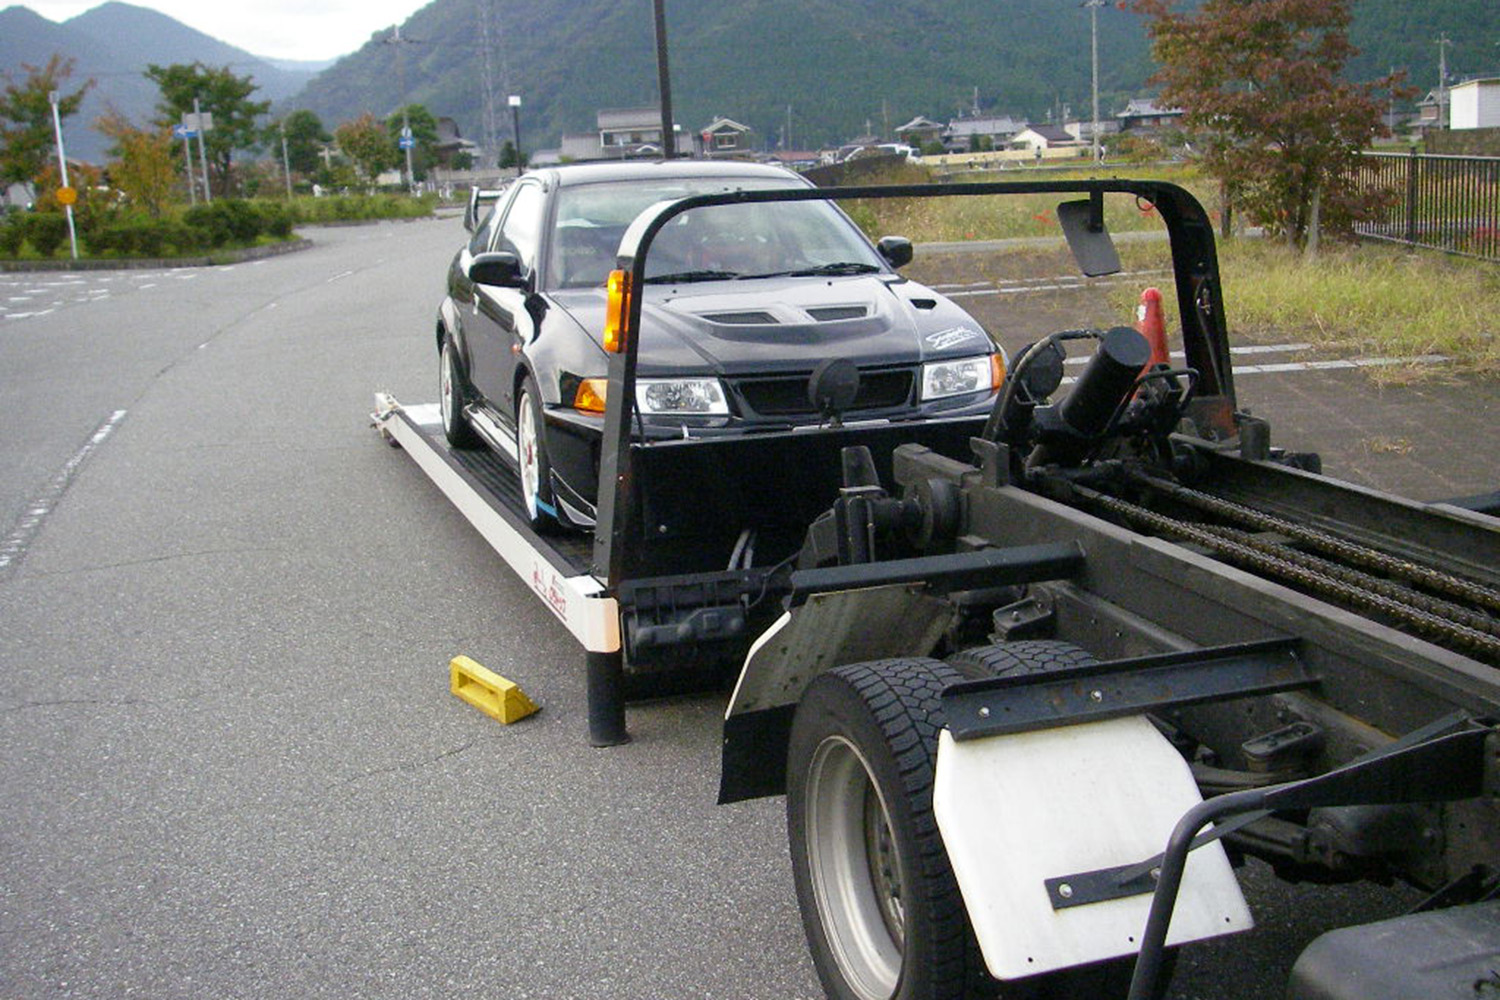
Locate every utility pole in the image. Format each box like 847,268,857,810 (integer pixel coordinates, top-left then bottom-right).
387,25,420,193
1083,0,1106,164
1436,34,1452,129
193,96,212,202
652,0,675,157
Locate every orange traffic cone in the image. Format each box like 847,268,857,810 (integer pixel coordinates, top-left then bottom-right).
1134,287,1170,372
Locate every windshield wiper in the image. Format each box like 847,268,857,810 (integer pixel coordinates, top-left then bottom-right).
739,262,882,279
642,269,739,284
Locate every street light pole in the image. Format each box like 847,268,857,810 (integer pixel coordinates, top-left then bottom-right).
1084,0,1105,165
653,0,675,157
509,95,523,175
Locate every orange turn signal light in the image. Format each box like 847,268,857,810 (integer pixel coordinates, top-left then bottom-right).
990,351,1007,390
573,378,608,414
604,269,632,353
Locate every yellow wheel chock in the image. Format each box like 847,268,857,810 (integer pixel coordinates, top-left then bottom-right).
449,655,540,724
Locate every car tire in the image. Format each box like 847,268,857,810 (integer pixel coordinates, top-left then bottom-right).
517,374,562,531
788,658,997,1000
440,336,481,449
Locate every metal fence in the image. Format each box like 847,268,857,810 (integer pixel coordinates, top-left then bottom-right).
1355,151,1500,262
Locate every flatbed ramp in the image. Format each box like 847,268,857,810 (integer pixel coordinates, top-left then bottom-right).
372,393,619,658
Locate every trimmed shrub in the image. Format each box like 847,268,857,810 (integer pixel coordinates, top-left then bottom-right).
0,215,24,257
22,213,69,257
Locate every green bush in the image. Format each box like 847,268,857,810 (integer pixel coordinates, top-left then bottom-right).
87,216,205,258
22,213,69,257
0,214,24,257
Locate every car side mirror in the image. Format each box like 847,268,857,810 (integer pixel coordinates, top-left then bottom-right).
468,250,529,289
877,236,914,269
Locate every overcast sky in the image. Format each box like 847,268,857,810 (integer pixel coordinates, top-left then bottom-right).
20,0,432,62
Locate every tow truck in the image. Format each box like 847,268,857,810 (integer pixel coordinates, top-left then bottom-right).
374,179,1500,999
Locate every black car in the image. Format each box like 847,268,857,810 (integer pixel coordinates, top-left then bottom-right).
436,160,1004,530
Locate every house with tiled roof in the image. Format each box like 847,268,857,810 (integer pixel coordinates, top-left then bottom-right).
1116,98,1184,133
942,115,1024,153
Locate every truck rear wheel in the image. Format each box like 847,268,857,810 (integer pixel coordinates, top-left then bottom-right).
946,640,1097,680
787,658,993,1000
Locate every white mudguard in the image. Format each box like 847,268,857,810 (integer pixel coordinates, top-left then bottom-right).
933,715,1253,980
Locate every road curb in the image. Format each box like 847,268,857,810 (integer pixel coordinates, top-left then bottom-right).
0,236,315,273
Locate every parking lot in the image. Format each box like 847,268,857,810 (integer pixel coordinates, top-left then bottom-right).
2,216,1497,999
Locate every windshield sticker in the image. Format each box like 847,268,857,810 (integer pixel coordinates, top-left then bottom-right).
926,327,984,350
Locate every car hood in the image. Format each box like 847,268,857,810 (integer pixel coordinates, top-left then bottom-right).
549,274,991,376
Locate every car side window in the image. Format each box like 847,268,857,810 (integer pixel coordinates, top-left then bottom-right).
468,202,503,255
495,182,546,272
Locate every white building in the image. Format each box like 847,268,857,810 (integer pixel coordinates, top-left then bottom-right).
1450,78,1500,130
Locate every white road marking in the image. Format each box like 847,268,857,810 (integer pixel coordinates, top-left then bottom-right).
4,309,55,320
326,269,354,283
0,410,128,576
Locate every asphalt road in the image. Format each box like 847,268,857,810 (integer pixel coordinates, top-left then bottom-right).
0,218,1490,999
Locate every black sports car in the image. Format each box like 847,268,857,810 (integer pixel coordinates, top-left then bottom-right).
436,160,1004,530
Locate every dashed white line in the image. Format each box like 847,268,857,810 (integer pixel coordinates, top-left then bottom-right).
0,410,128,577
326,269,354,284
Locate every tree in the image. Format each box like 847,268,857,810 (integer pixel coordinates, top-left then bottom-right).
1133,0,1404,248
0,55,92,201
498,140,528,171
96,110,176,217
385,104,438,182
335,113,398,184
272,109,331,177
145,62,270,198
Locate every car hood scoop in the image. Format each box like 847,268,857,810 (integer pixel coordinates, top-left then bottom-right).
552,274,986,374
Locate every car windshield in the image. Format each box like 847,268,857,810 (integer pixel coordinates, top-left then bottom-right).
547,177,884,289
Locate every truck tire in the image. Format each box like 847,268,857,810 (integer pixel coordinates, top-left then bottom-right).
943,639,1174,997
787,657,994,1000
440,336,481,449
945,640,1097,681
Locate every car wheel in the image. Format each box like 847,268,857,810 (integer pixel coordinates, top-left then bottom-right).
440,336,481,449
517,374,562,530
788,658,996,1000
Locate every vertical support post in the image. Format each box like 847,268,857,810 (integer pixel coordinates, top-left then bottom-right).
280,121,293,199
47,90,78,260
586,650,630,746
182,133,196,206
1404,145,1419,247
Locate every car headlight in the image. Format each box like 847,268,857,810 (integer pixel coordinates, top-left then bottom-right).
636,377,730,415
921,353,1003,401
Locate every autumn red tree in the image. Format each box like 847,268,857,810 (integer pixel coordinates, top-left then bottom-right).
1133,0,1405,248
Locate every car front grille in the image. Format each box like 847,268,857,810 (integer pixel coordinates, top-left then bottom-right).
732,368,915,417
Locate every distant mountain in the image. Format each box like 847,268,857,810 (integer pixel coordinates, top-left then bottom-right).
287,0,1500,160
0,1,318,162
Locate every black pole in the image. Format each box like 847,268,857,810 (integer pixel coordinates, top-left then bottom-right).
653,0,675,157
586,650,630,746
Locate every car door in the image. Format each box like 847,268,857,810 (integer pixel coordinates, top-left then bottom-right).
467,179,547,428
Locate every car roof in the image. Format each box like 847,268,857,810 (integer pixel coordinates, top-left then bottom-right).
531,159,812,189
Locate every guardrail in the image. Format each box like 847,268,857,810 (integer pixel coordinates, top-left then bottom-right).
1355,150,1500,262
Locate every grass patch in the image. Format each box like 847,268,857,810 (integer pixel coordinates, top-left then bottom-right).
1140,239,1500,375
845,163,1217,244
